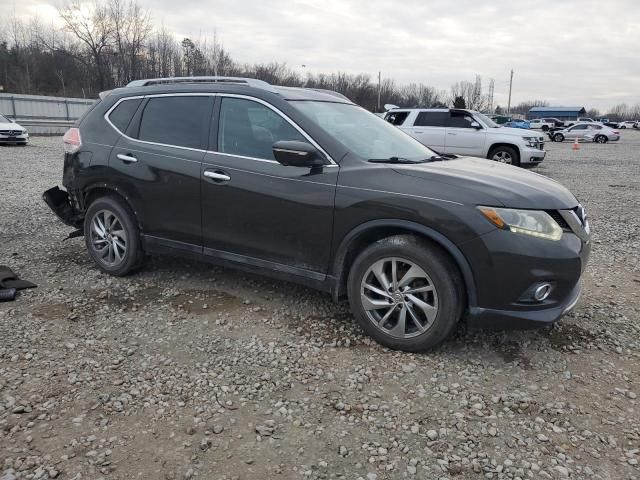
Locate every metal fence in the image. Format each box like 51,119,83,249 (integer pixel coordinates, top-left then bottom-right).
0,93,96,135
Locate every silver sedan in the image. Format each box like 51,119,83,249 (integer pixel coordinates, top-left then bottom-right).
550,123,620,144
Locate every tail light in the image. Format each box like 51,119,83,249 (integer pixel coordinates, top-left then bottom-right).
613,130,620,135
63,128,82,154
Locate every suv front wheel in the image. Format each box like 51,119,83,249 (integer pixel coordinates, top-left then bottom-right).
84,195,144,276
488,146,520,167
347,235,463,352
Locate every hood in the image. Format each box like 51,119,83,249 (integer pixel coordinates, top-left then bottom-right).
393,157,578,210
0,122,25,130
494,126,541,137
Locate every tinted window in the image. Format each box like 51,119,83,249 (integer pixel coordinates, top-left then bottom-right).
385,111,409,126
138,96,211,149
571,124,587,130
448,113,476,128
108,98,142,133
218,97,305,161
414,111,448,127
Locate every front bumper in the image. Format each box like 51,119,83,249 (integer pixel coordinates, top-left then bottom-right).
461,227,590,330
0,133,28,144
520,146,545,165
467,282,582,330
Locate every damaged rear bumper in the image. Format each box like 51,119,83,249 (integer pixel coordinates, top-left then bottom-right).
42,186,84,228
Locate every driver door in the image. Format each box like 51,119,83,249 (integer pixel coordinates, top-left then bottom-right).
201,96,338,274
443,112,486,156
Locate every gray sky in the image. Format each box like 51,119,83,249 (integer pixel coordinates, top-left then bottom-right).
16,0,640,110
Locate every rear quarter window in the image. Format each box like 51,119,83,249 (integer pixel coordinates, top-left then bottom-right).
108,98,143,133
384,111,409,126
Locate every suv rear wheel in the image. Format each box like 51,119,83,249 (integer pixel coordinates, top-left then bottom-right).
84,195,144,276
489,146,520,167
347,235,463,352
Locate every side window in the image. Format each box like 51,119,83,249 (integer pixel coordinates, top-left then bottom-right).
448,113,475,128
385,111,409,126
414,112,448,127
108,98,142,133
218,97,305,161
571,124,587,130
138,96,211,149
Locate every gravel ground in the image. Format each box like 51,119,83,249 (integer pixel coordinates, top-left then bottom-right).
1,133,640,480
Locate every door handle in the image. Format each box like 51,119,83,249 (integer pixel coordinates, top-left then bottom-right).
447,132,457,135
413,130,424,134
117,153,137,164
204,170,231,182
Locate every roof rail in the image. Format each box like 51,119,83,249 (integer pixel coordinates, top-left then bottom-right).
125,76,278,93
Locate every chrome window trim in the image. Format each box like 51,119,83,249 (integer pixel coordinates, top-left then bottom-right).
103,92,338,166
201,161,337,187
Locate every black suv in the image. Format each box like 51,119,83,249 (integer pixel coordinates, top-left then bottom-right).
44,76,591,352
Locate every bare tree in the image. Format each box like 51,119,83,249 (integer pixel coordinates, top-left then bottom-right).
59,0,114,90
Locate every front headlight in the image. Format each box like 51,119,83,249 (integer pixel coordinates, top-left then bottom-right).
478,206,563,241
522,136,538,148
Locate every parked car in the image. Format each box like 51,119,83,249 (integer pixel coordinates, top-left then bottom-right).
543,117,565,127
488,114,512,125
504,119,531,129
578,117,594,123
528,118,555,131
0,114,29,145
384,108,545,167
549,122,620,143
43,76,590,352
618,121,636,129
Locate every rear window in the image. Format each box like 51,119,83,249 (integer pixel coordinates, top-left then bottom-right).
385,111,409,126
414,111,448,127
138,96,212,149
108,98,142,133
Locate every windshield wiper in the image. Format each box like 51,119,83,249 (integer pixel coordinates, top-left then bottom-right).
368,157,425,164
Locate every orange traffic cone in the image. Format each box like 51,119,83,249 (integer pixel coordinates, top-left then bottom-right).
572,137,580,150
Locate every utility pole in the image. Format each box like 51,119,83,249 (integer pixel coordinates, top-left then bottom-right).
377,71,381,112
507,69,514,114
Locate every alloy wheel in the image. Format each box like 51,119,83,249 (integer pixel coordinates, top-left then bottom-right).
492,151,512,164
360,257,439,339
90,209,128,267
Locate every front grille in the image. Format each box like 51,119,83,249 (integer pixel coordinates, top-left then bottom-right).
0,130,21,136
547,210,571,231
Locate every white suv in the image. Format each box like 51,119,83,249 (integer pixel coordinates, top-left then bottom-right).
384,108,546,167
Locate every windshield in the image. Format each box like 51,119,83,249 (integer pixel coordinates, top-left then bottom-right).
290,101,436,161
0,114,10,123
475,112,500,128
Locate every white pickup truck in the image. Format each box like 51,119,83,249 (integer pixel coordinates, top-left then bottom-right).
383,108,546,167
528,118,556,131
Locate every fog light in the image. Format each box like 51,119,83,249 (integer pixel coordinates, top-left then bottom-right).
533,283,553,301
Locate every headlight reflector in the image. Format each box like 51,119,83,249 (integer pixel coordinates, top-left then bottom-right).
478,206,563,241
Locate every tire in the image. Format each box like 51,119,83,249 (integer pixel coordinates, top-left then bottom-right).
554,133,565,142
347,235,464,352
542,125,549,132
84,195,144,276
595,135,608,144
488,145,520,167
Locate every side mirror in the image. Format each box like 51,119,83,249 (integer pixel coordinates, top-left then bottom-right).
272,140,326,167
470,121,482,129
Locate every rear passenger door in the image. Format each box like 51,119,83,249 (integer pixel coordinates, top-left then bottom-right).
107,94,213,249
443,112,486,156
402,111,447,151
566,124,587,140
